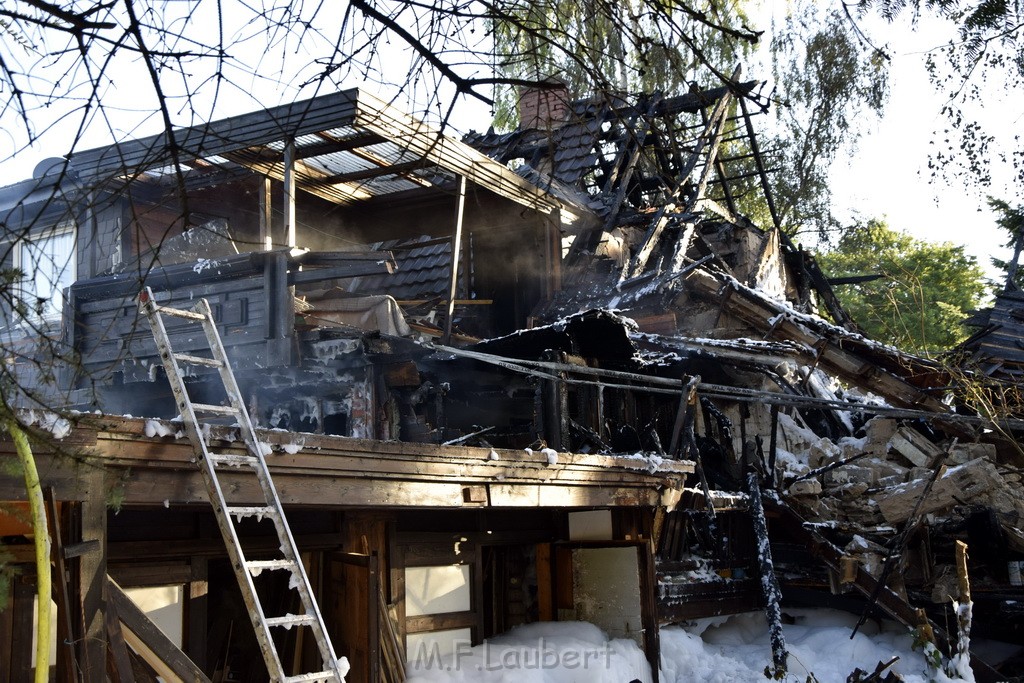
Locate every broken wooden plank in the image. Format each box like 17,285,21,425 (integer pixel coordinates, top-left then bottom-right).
106,577,211,683
104,595,136,683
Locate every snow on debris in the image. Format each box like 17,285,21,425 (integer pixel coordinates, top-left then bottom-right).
281,440,303,455
144,419,174,438
18,410,72,440
660,609,933,683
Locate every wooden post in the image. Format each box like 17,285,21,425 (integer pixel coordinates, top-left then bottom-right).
78,477,107,683
264,249,292,366
186,557,208,671
283,139,297,249
747,471,787,677
44,490,79,683
260,176,273,250
954,540,973,669
443,175,467,345
638,542,661,683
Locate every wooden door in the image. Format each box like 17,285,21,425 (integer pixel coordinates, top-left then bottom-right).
326,552,379,683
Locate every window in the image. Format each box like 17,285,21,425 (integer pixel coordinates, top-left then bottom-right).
404,564,474,665
15,221,76,322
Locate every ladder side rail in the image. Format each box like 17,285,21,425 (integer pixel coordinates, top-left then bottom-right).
139,289,290,681
192,298,344,678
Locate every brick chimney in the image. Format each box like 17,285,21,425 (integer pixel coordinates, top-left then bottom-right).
517,77,571,130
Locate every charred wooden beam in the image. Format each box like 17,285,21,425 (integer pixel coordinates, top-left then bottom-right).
265,248,292,366
748,471,787,676
738,96,781,230
685,268,949,412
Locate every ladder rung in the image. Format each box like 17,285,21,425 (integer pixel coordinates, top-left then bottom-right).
173,353,224,368
226,506,276,521
157,305,207,321
192,403,238,416
246,559,298,574
284,670,339,682
209,453,260,467
266,614,316,628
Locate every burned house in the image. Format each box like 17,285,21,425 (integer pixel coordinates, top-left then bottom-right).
0,79,1023,682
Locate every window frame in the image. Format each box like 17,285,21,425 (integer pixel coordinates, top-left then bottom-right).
12,219,77,324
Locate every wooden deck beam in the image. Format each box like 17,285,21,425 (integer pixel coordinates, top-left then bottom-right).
0,415,691,510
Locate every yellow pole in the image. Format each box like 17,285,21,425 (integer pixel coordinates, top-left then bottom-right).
7,418,51,683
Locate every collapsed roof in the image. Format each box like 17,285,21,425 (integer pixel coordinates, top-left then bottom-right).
3,77,1023,678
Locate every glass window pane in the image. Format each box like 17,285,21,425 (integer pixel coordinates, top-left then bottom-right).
405,565,471,616
19,226,75,320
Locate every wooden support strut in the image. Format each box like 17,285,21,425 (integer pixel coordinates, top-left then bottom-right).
443,175,467,346
44,488,80,683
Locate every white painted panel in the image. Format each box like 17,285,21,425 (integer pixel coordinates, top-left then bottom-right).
125,585,185,648
573,547,643,646
406,627,473,664
405,564,471,617
568,509,613,540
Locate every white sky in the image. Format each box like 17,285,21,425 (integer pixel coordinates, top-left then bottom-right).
822,11,1024,283
1,1,1020,284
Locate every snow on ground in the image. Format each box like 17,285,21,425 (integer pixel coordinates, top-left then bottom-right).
407,621,652,683
406,610,938,683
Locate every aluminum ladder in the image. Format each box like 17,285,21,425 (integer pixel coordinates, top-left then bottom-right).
138,287,348,683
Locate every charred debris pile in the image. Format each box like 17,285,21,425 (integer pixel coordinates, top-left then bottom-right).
56,81,1024,667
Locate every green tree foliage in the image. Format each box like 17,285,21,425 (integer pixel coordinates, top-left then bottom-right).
763,6,889,239
988,197,1024,290
490,0,759,128
818,219,987,354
